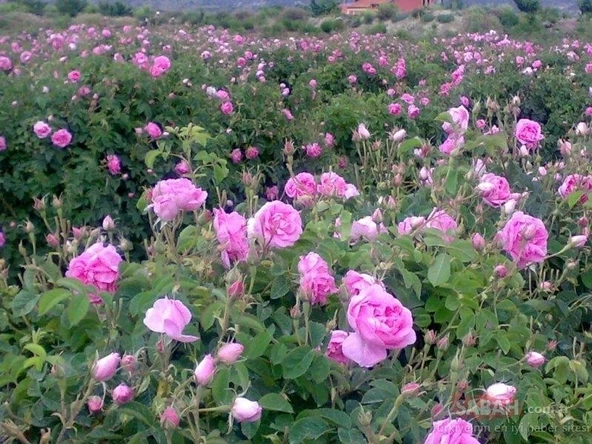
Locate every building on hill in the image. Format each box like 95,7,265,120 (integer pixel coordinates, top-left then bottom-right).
340,0,435,14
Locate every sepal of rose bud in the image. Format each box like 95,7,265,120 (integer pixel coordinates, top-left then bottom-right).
92,352,120,382
112,383,134,404
88,396,104,414
217,343,244,365
160,406,180,428
231,397,263,423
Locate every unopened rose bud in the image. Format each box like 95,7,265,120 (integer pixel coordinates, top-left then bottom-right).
24,221,35,233
540,281,553,291
494,264,508,279
33,197,46,211
457,380,469,391
503,199,516,215
290,305,301,319
194,354,216,385
431,403,444,419
357,123,370,140
120,238,132,252
522,225,537,241
88,396,103,414
569,235,587,248
390,129,407,143
241,172,254,187
231,397,263,423
121,354,136,372
525,351,545,368
217,343,244,365
92,352,120,381
102,215,115,231
228,280,244,299
547,340,558,351
401,382,421,397
46,233,59,247
471,233,485,251
436,335,449,351
424,330,437,345
160,406,180,428
559,139,572,156
462,332,476,346
357,408,373,427
372,208,383,223
576,122,589,136
112,383,134,404
52,195,63,208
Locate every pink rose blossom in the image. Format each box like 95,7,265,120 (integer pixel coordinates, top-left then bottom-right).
341,284,416,367
217,343,244,365
247,201,302,249
515,119,544,149
285,172,317,204
230,148,243,164
326,330,351,364
424,418,479,444
150,178,208,222
425,209,457,243
558,174,592,203
150,55,171,78
67,70,81,82
112,384,134,404
350,216,387,243
343,270,385,297
145,122,162,139
245,146,259,160
388,103,402,115
478,173,512,207
497,211,548,269
397,216,426,235
65,242,122,304
485,383,517,406
231,398,262,423
92,352,120,381
305,142,322,158
194,354,216,385
220,101,234,115
525,351,545,368
51,129,72,148
317,172,347,198
175,160,191,175
106,154,121,175
33,121,52,139
143,296,198,342
0,56,13,71
298,252,338,305
213,209,249,268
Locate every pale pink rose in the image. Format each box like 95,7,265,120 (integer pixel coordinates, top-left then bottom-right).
150,178,208,221
424,418,479,444
425,209,457,243
443,105,469,134
0,56,13,71
67,70,81,82
65,242,122,304
298,252,330,275
515,119,544,149
497,211,548,269
485,383,517,406
144,122,162,139
478,173,512,208
326,330,351,364
344,184,360,199
357,123,370,139
407,105,420,119
558,174,592,203
112,384,134,404
213,209,249,268
220,101,234,115
525,351,545,368
51,129,72,148
298,253,337,305
304,142,322,158
351,216,386,243
341,284,416,367
343,270,384,297
324,132,334,146
92,352,120,381
143,296,198,342
150,55,171,78
247,201,302,248
397,216,426,235
194,354,216,385
231,398,262,423
33,121,52,139
317,172,347,198
285,173,316,203
106,154,121,175
439,135,464,155
217,343,244,365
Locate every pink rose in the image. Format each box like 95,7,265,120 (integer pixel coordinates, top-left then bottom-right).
33,121,52,139
388,103,402,115
231,398,262,423
51,129,72,148
341,284,416,367
145,122,162,139
106,154,121,175
351,216,387,243
326,330,351,365
245,146,259,159
67,70,81,82
217,343,244,365
438,134,464,155
317,172,347,198
220,101,234,115
425,209,457,243
0,56,12,71
424,418,479,444
525,351,545,368
558,174,592,203
194,355,216,385
304,142,322,158
248,201,302,249
477,173,512,207
65,242,122,304
442,105,469,134
112,384,134,404
298,253,337,305
92,352,120,381
150,178,208,221
515,118,544,149
343,270,385,297
497,211,548,269
0,136,6,151
344,184,360,199
397,216,426,235
213,209,249,268
230,148,243,164
143,296,198,342
150,55,171,78
285,173,317,204
485,383,517,406
174,160,191,175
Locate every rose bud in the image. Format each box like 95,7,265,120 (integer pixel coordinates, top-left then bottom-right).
231,397,263,423
217,343,244,365
228,280,244,299
160,406,180,429
436,335,449,351
569,235,588,248
194,354,216,385
102,215,116,231
92,353,120,381
46,233,59,247
112,383,134,404
525,351,545,368
401,382,421,397
494,264,508,279
485,383,517,406
471,233,485,251
424,330,437,345
87,395,103,414
431,403,444,419
121,354,136,373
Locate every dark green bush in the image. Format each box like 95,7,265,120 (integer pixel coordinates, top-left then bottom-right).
420,11,435,22
9,0,45,16
377,3,398,21
513,0,541,13
461,7,502,33
436,13,455,23
310,0,339,16
281,7,309,21
581,0,592,13
320,19,335,33
496,6,520,29
98,1,132,17
366,23,387,34
55,0,87,17
362,11,374,24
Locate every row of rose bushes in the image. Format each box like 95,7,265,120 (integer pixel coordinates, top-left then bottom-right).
1,98,591,442
2,25,592,274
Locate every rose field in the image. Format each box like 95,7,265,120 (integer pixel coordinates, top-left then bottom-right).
2,12,592,444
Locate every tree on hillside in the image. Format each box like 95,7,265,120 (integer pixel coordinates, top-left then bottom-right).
513,0,541,13
580,0,592,14
310,0,340,16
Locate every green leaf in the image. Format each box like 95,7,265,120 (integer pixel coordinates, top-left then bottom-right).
339,210,353,240
212,367,232,405
338,428,366,444
145,150,160,169
38,288,72,315
66,293,90,326
9,291,40,317
117,402,155,426
259,393,294,413
428,253,451,287
245,330,273,359
310,355,331,384
289,417,330,444
281,346,314,379
55,277,90,296
241,421,260,440
199,300,224,331
271,276,291,300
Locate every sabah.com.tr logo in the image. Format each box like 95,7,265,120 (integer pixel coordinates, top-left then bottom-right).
452,385,521,419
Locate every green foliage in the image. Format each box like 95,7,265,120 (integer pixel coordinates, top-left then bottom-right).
362,11,375,24
436,13,455,23
9,0,45,16
495,6,520,29
420,11,435,23
366,23,387,34
55,0,87,17
310,0,339,17
513,0,541,13
98,1,132,17
376,2,398,21
581,0,592,13
461,7,502,33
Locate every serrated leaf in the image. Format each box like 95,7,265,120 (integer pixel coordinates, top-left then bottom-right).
145,150,160,169
281,346,314,379
38,288,72,315
428,253,451,287
259,393,294,413
67,293,90,326
289,417,330,444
